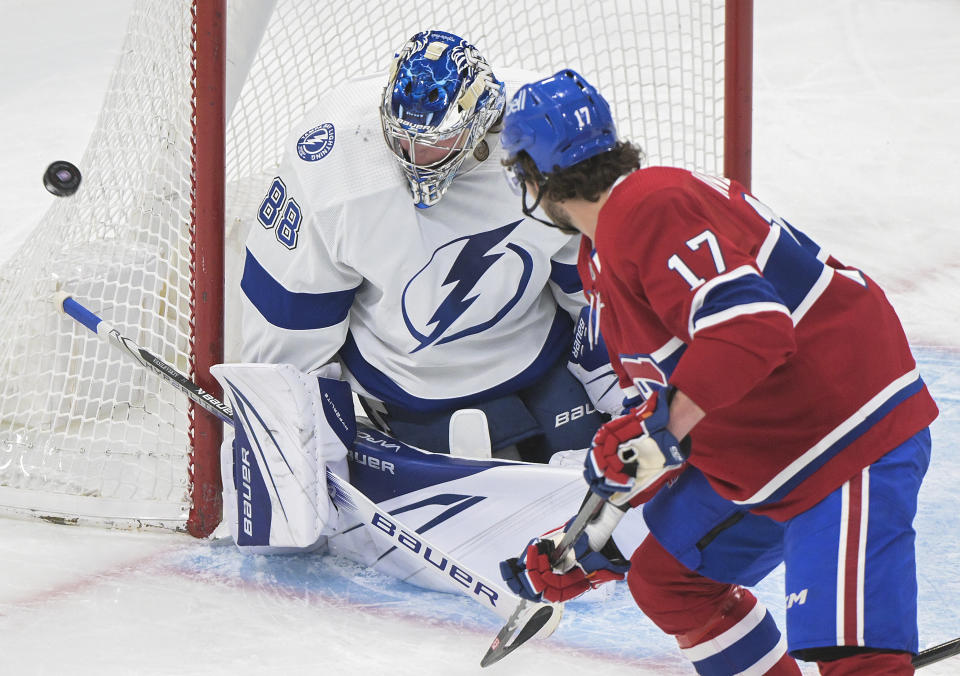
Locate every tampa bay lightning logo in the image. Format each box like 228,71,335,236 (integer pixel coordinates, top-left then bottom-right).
402,221,533,353
297,122,336,161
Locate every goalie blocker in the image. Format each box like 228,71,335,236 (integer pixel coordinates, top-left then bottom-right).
210,362,354,552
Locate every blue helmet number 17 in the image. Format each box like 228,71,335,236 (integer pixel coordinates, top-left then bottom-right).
574,106,591,129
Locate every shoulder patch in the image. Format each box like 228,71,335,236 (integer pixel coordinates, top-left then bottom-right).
297,122,336,162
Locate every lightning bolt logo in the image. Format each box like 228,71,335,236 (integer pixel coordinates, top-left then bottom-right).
402,221,533,353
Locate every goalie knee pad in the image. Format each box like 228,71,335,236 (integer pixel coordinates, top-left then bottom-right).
211,362,355,553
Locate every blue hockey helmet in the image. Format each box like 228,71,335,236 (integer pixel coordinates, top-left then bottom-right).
501,69,617,182
381,30,505,208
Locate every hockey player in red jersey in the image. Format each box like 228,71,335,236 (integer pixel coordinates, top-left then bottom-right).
497,70,938,675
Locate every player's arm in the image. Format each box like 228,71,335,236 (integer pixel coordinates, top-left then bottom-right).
580,187,795,506
545,232,587,321
633,188,798,413
549,234,623,415
664,388,705,439
239,171,362,374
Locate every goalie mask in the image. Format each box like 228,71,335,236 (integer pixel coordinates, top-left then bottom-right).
381,30,505,209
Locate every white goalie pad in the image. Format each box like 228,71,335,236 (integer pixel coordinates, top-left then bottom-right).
326,431,649,604
211,362,353,553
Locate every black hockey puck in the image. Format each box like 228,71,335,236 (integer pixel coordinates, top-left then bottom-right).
43,160,82,197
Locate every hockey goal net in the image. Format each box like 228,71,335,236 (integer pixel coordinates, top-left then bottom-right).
0,0,752,536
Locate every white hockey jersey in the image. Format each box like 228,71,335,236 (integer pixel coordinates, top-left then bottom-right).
240,72,586,412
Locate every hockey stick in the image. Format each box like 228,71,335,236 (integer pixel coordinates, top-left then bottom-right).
56,293,234,424
65,293,957,669
480,490,606,667
914,636,960,669
56,294,558,626
478,486,960,669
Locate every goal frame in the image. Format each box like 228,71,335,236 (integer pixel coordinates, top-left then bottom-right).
0,0,753,538
189,0,226,537
723,0,754,189
188,0,753,538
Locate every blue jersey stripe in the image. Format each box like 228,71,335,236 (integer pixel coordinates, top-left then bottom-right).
549,260,582,294
760,227,828,314
341,309,573,412
241,248,357,330
691,274,786,330
782,219,825,259
691,610,781,675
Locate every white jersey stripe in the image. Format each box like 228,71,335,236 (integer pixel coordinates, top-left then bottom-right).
836,480,850,646
692,302,791,336
733,368,920,506
680,598,766,662
651,336,686,363
754,224,780,271
856,466,870,646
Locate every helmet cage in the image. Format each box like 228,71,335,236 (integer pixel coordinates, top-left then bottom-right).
381,31,505,208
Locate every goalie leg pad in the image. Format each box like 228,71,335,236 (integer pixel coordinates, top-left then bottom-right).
211,362,354,552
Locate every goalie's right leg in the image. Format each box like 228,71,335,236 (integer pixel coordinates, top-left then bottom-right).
211,362,353,553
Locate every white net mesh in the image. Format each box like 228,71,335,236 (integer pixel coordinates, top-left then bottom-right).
0,0,732,531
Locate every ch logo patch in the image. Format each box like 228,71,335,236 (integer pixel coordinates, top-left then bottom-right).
621,355,669,399
297,122,336,161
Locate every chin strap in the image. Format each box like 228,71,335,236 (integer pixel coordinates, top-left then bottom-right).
519,180,577,234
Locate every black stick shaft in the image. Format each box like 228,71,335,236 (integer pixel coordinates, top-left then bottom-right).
58,293,234,425
914,636,960,669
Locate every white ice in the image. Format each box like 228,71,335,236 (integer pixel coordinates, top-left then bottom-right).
0,1,958,674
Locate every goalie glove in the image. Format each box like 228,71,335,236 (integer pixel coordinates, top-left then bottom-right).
566,306,622,415
584,386,689,504
500,501,630,603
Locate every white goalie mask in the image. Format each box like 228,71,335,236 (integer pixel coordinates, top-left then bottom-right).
380,30,505,208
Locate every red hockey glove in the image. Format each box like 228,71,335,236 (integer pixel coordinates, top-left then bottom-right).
500,502,630,603
584,387,689,504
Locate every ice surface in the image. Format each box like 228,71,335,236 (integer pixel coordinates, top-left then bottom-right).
0,1,958,674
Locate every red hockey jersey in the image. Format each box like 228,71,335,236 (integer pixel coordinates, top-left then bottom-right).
578,167,938,520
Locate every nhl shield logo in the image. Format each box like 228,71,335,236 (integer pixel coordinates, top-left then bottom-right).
297,122,336,161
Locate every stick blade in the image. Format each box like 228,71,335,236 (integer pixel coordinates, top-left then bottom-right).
480,603,562,668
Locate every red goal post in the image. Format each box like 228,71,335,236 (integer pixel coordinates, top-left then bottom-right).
191,0,227,538
0,0,752,537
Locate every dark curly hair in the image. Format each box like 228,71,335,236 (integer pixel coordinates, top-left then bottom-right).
503,141,644,203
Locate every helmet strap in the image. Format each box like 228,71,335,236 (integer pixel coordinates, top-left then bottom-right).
519,180,578,234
